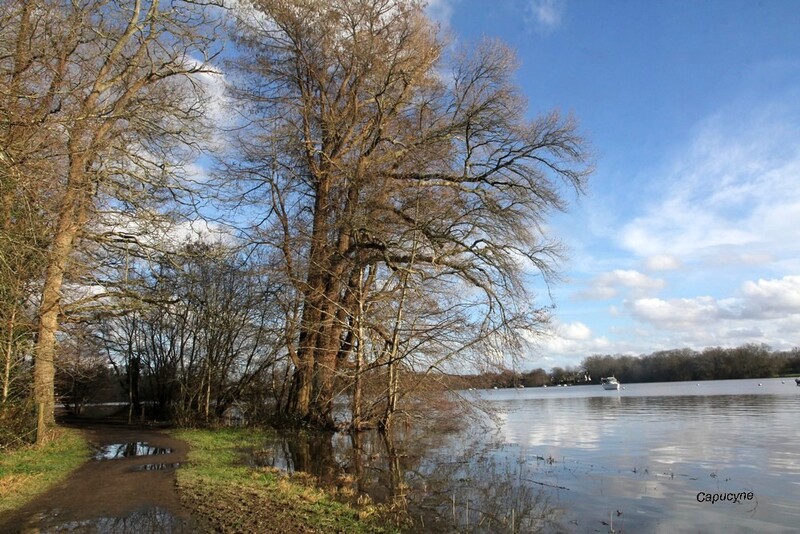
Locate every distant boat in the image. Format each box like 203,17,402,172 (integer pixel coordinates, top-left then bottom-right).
601,377,620,390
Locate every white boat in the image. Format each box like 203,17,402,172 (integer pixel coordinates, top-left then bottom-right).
601,377,620,390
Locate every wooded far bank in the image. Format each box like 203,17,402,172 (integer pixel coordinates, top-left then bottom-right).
450,344,800,389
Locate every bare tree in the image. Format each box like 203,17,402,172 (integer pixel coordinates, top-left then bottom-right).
96,240,286,425
226,0,592,429
0,1,61,416
55,324,117,416
0,0,221,443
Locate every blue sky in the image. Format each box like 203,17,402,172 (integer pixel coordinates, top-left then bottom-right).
426,0,800,370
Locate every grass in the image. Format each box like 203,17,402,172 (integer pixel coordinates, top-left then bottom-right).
172,428,406,533
0,428,89,513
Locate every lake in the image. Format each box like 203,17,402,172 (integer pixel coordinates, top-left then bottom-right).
260,378,800,533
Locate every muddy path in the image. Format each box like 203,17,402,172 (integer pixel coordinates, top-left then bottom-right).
0,421,204,534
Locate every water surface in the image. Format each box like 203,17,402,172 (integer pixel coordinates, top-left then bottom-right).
262,378,800,533
93,442,174,460
478,378,800,533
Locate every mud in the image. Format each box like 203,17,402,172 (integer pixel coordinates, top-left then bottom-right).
0,421,203,534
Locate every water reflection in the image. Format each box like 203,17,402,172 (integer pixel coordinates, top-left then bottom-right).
28,506,198,533
132,462,181,471
256,379,800,532
252,428,562,532
93,442,173,460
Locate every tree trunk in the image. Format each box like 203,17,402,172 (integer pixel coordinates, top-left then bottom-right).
287,359,313,419
351,308,363,430
310,314,339,429
287,173,330,423
2,305,16,404
34,159,87,443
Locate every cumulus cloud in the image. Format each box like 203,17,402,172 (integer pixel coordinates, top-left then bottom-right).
741,275,800,317
533,274,800,364
96,213,235,254
558,321,592,340
628,296,725,328
624,276,800,344
645,254,681,271
581,269,665,300
539,320,612,356
168,218,234,246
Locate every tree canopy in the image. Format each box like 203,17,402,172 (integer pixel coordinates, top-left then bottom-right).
223,0,592,428
1,0,592,441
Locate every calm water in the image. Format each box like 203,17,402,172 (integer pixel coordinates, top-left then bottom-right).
262,378,800,533
476,378,800,533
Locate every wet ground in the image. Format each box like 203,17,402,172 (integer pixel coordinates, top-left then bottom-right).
0,421,202,534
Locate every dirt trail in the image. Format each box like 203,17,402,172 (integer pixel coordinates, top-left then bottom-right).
0,421,203,534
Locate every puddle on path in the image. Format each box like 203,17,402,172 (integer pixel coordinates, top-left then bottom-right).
132,462,182,471
93,442,174,460
33,506,200,533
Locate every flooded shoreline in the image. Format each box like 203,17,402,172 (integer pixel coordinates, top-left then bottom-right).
254,378,800,532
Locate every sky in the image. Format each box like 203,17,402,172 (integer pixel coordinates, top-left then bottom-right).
425,0,800,370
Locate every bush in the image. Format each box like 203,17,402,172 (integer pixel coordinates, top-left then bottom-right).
0,400,36,451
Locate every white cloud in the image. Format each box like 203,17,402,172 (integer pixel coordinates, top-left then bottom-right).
610,269,665,290
168,218,234,246
645,254,681,271
618,104,800,266
538,320,612,357
95,213,235,255
724,327,764,339
628,296,724,328
741,275,800,317
581,269,665,300
425,0,456,29
525,0,565,32
531,273,800,367
621,275,800,349
558,321,592,340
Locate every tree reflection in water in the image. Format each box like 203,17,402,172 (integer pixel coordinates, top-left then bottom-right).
37,507,198,533
251,425,563,533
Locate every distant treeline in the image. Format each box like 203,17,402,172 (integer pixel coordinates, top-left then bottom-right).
449,344,800,389
581,344,800,384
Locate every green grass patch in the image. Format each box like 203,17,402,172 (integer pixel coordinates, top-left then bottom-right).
173,428,406,533
0,427,88,513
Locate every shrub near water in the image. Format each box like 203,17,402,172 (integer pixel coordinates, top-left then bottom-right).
0,427,88,513
173,428,404,533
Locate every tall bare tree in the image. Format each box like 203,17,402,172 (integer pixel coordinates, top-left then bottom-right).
0,1,61,416
227,0,592,429
1,0,220,442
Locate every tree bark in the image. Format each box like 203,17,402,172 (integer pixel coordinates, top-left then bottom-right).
35,164,87,442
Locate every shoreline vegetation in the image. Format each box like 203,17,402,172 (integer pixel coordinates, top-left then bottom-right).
173,428,406,533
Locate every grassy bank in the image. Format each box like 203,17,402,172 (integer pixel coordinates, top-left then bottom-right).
173,428,405,533
0,428,88,513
